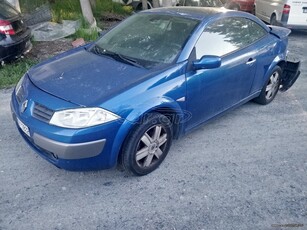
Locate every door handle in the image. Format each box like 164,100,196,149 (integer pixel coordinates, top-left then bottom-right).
246,58,256,65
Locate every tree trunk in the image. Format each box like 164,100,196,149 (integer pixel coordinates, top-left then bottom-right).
89,0,96,8
142,0,148,10
162,0,172,7
6,0,21,12
80,0,96,27
152,0,160,8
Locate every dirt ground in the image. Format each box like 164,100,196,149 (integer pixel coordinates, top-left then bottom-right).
25,38,73,61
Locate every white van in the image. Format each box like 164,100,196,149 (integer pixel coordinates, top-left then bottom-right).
255,0,307,29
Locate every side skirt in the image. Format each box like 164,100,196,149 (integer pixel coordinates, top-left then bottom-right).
183,91,261,135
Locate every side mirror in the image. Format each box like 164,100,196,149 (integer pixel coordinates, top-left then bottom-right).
193,55,221,70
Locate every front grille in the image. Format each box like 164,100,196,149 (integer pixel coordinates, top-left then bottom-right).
33,103,54,123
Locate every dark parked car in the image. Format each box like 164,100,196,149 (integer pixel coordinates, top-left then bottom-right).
11,7,300,176
0,0,31,63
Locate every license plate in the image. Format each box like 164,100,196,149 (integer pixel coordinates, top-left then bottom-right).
17,118,30,137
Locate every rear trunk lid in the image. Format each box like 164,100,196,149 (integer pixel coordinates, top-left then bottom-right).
268,25,291,39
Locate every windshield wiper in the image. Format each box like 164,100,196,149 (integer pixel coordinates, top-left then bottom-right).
90,44,144,68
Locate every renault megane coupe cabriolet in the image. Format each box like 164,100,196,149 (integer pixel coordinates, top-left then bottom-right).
11,7,300,175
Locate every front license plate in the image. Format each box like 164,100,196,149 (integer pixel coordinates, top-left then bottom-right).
17,118,30,137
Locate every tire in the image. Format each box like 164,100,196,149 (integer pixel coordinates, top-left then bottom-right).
270,14,277,26
254,66,282,105
121,113,173,176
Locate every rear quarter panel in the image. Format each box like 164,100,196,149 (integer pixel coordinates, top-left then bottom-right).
251,32,288,93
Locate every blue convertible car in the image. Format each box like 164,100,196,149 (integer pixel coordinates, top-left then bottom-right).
11,7,300,175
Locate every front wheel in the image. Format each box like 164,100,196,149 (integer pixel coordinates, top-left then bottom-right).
253,66,282,105
121,113,173,176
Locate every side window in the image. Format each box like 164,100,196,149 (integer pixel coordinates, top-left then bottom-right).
195,17,267,59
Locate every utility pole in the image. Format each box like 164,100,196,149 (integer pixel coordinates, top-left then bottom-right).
80,0,96,27
162,0,172,7
152,0,160,8
6,0,21,12
142,0,148,10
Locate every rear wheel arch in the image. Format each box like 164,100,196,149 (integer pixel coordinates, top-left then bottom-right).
261,61,285,87
253,65,282,105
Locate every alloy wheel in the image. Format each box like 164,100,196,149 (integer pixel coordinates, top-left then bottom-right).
135,125,168,168
265,71,280,100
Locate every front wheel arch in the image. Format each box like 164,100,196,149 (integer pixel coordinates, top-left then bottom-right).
117,105,185,166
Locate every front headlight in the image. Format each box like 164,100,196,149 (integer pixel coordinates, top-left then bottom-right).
15,75,25,96
49,107,121,128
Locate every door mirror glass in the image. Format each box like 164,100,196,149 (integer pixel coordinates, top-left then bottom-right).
193,55,221,70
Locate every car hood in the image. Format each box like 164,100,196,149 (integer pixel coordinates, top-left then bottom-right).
28,48,155,106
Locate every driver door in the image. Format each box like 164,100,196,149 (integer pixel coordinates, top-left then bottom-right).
185,17,268,131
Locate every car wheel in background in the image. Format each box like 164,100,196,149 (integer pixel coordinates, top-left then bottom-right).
270,14,278,26
254,66,282,105
230,4,240,11
121,113,173,176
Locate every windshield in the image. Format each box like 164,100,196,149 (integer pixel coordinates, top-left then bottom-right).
0,1,19,18
94,13,199,68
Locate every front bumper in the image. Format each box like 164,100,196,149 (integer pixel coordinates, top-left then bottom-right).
10,76,123,170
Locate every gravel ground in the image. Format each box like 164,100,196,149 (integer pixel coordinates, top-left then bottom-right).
0,31,306,230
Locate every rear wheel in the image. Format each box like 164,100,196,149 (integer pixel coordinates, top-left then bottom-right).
254,66,282,105
121,113,173,176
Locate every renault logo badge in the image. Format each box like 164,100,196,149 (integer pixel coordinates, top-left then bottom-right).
21,100,28,113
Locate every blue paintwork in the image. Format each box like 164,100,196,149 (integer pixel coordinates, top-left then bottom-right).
10,7,292,171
